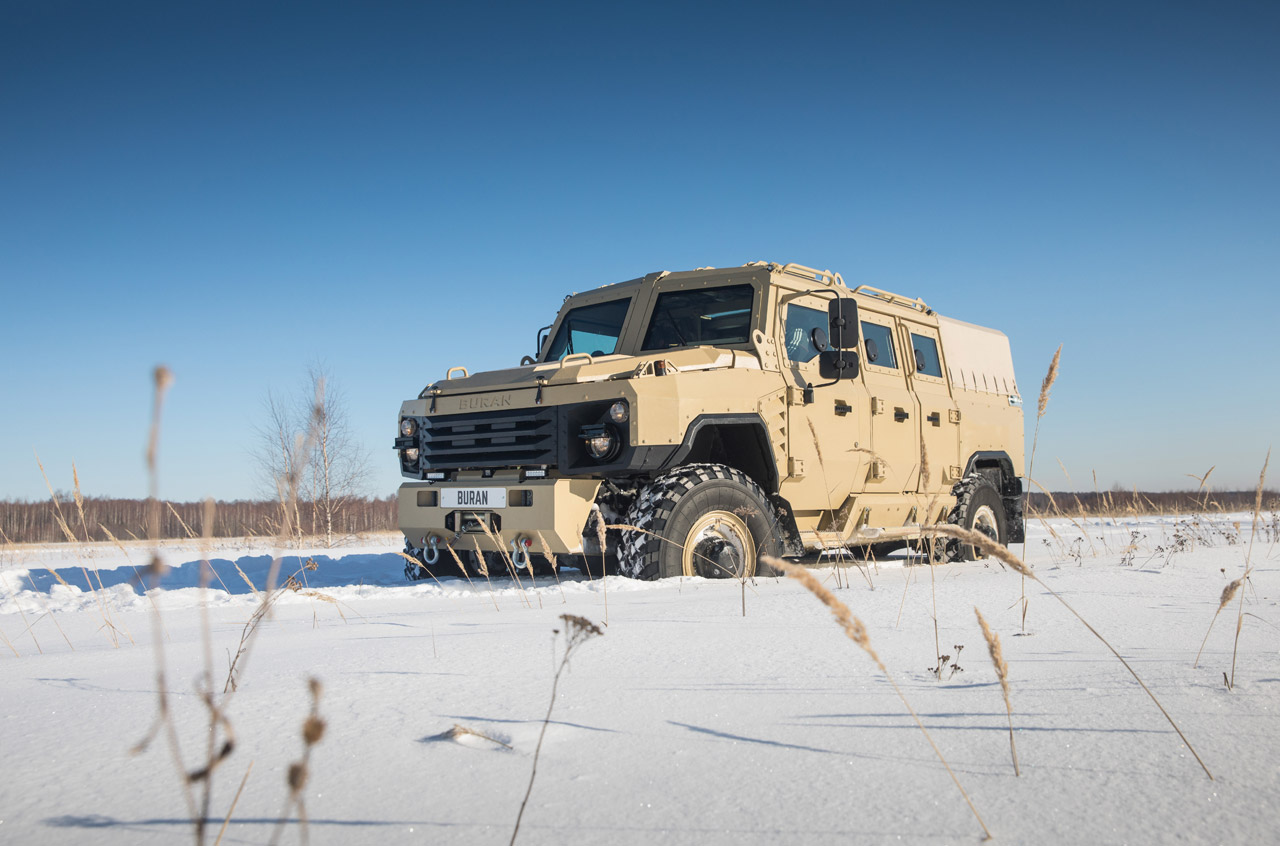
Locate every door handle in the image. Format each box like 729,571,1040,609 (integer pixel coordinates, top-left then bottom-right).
927,412,940,425
894,408,909,422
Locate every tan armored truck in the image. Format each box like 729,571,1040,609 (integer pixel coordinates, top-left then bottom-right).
394,262,1024,580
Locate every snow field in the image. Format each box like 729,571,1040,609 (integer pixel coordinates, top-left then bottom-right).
1,516,1278,844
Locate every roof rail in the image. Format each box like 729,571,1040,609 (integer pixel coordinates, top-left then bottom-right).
745,261,845,288
851,284,929,312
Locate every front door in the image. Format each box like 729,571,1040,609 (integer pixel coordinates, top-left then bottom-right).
777,296,869,519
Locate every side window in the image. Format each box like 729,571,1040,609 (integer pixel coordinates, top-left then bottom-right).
783,304,827,363
860,320,898,369
642,284,755,351
910,333,943,378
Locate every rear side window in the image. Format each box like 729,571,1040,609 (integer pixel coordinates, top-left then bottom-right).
543,298,631,361
783,304,827,363
861,321,898,368
642,284,755,351
910,333,943,378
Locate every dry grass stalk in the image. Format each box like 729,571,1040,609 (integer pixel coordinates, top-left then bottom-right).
166,501,198,540
511,615,603,845
394,550,454,593
1038,344,1060,419
213,760,254,846
607,523,766,595
132,365,203,832
975,607,1019,776
479,521,531,608
1194,577,1243,668
444,541,495,609
1229,448,1269,689
438,723,513,749
0,624,20,657
1029,478,1096,557
270,678,325,846
763,555,991,840
927,524,1212,780
535,531,567,604
1023,344,1062,633
469,536,501,609
591,505,610,623
35,453,130,648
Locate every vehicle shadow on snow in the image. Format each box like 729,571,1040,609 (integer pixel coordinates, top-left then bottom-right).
21,552,410,596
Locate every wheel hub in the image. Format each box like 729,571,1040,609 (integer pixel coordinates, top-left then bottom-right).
682,511,756,578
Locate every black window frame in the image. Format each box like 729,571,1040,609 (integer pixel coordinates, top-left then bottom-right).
541,297,633,362
860,320,899,369
640,283,757,352
909,332,943,378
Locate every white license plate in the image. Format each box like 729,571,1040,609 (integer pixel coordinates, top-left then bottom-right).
441,488,507,509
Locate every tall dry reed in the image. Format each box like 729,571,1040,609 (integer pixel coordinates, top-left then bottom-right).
1020,344,1061,632
927,523,1212,780
1228,448,1269,689
510,615,603,845
975,607,1019,776
763,555,992,840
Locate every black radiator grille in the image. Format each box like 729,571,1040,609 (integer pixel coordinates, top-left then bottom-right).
419,407,557,469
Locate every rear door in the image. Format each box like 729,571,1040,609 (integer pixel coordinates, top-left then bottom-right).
901,319,960,499
859,311,920,493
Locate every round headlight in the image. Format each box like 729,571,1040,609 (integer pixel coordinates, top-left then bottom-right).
400,417,417,437
609,400,629,424
404,447,420,462
583,427,618,461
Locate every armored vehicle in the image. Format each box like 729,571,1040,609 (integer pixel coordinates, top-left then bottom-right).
394,262,1024,579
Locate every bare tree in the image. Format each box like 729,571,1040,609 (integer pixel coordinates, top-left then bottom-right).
305,366,370,548
252,366,370,547
252,390,306,543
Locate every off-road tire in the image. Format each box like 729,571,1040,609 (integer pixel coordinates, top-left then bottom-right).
946,474,1007,562
618,463,783,580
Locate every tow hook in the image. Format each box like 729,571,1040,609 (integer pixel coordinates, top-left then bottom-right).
510,537,533,569
423,535,440,565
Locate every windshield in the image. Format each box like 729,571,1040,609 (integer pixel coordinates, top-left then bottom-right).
542,298,631,361
641,284,755,351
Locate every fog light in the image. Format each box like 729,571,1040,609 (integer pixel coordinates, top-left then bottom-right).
400,417,417,437
581,424,619,461
609,400,629,424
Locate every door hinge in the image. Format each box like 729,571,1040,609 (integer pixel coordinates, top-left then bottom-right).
948,408,961,424
871,397,885,415
869,459,887,481
788,457,806,478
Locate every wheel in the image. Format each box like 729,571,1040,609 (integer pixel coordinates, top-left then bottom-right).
946,474,1007,562
618,463,783,580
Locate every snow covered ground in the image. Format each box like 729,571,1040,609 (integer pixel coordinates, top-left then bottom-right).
1,515,1277,845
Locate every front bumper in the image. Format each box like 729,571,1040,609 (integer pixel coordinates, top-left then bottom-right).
397,476,604,556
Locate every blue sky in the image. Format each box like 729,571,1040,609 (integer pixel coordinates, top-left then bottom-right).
2,0,1276,502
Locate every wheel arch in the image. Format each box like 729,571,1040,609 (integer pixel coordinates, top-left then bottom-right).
962,450,1024,544
661,414,780,495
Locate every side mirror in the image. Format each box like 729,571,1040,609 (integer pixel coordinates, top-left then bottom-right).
828,298,859,349
818,349,860,381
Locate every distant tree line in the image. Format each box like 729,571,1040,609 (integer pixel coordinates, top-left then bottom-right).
1027,489,1278,517
0,495,397,546
5,489,1276,547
